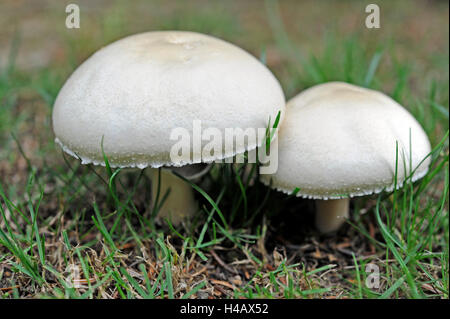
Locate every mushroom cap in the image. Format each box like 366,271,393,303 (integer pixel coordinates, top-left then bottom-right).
260,82,432,199
53,31,285,168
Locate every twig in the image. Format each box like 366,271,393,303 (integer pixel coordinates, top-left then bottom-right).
210,249,238,275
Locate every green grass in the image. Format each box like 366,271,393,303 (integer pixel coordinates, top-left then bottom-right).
0,0,448,299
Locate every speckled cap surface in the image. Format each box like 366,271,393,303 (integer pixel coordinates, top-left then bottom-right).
260,82,431,199
52,31,285,168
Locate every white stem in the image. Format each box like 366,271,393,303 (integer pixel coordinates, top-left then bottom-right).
315,198,350,233
149,168,197,225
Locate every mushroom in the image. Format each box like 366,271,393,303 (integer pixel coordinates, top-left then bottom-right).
52,31,285,223
260,82,431,233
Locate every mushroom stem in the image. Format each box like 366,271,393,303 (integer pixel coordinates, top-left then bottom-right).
149,168,198,225
315,198,349,233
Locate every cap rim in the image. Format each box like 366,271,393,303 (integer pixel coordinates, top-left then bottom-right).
260,167,429,200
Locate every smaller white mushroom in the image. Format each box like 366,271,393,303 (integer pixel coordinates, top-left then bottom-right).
261,82,432,233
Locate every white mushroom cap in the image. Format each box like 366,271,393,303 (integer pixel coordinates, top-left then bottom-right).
260,82,431,199
53,31,285,168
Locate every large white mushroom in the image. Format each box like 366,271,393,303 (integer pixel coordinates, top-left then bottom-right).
53,31,285,223
260,82,431,233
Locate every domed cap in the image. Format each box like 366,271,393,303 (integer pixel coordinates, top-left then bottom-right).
261,82,431,199
52,31,285,168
